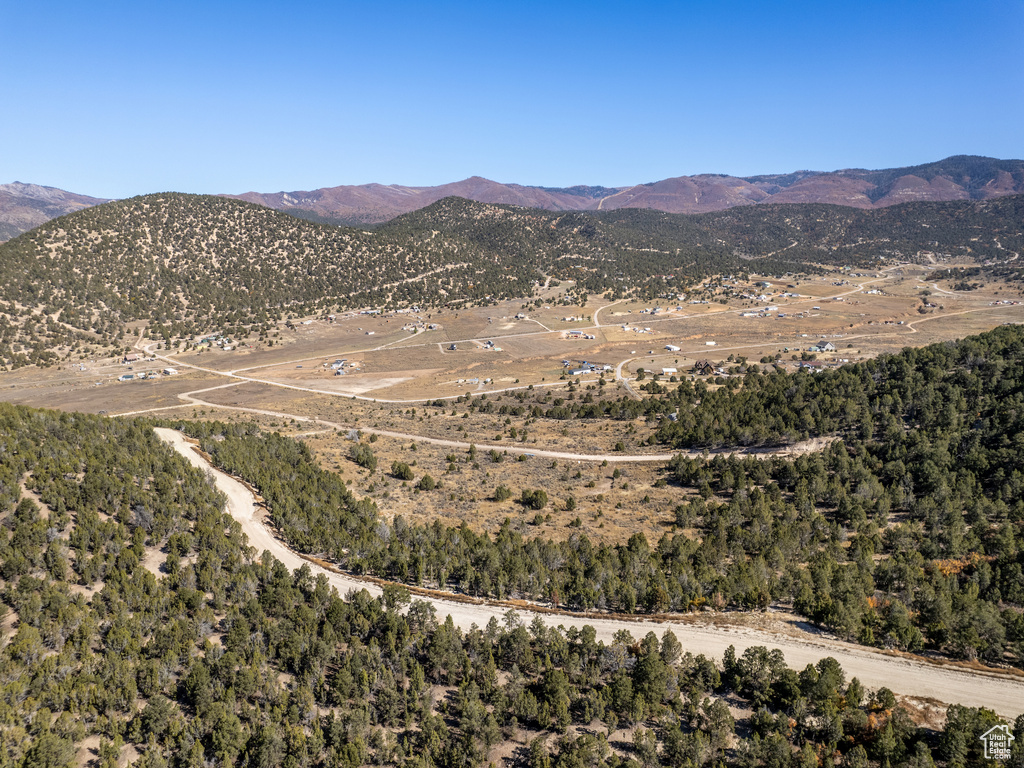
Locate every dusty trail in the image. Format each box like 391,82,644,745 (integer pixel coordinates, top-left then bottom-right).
156,427,1024,718
136,394,826,463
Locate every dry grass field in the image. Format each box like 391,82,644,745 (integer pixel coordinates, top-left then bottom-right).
4,261,1023,547
304,429,684,547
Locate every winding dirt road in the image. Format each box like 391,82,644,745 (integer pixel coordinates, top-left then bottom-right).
156,427,1024,718
134,389,827,464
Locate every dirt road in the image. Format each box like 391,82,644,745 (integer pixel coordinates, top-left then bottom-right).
130,383,826,463
155,427,1024,718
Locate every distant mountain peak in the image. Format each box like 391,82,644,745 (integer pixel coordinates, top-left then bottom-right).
2,181,82,202
0,183,109,242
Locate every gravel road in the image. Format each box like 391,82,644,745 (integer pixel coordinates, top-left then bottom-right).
156,427,1024,719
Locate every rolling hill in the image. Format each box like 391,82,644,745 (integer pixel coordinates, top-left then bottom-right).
1,191,1022,368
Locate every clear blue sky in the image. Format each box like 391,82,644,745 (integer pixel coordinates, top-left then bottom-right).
3,0,1022,198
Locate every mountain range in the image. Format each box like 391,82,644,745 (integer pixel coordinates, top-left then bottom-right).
2,155,1023,241
223,155,1024,225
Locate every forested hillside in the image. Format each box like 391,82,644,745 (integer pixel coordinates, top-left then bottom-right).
386,193,1024,277
1,402,1021,767
1,192,1022,367
652,320,1024,449
0,194,533,368
165,325,1024,670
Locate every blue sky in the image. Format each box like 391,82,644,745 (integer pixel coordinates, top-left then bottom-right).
3,0,1022,198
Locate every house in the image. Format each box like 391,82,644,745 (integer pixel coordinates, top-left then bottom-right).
118,374,134,382
162,368,178,375
122,354,139,364
809,341,836,353
662,367,678,375
693,360,714,375
665,344,681,352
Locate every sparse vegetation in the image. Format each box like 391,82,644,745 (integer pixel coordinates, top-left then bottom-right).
3,192,1023,367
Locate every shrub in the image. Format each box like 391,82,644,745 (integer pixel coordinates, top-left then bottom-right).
391,461,414,481
349,444,377,472
521,489,548,510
